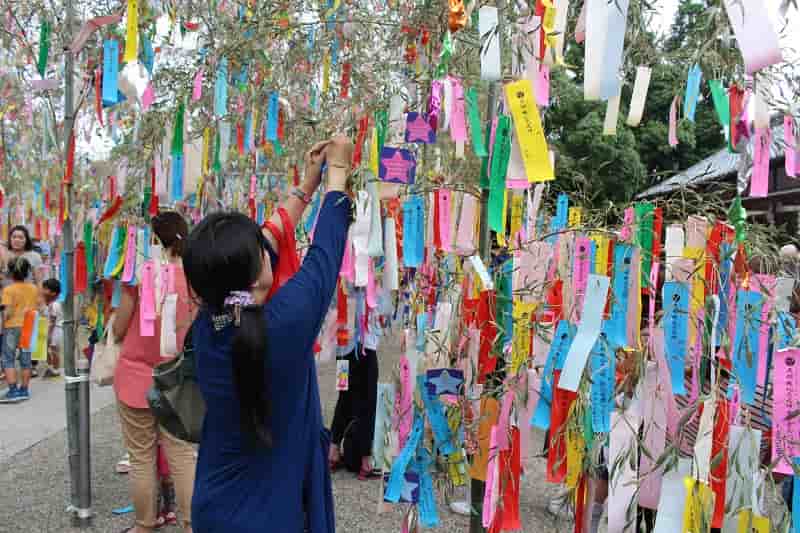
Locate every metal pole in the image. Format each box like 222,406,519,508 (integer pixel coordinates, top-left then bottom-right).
62,0,92,524
471,1,505,531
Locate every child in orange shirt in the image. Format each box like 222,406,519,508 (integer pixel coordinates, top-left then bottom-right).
0,258,40,402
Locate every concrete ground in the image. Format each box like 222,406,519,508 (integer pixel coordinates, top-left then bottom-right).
0,333,569,532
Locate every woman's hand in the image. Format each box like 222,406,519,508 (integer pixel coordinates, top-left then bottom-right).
303,140,332,192
326,135,354,192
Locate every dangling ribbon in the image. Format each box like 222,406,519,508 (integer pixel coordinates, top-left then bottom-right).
124,0,139,62
37,20,51,77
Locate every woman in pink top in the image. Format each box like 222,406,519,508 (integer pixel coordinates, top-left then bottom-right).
113,211,196,533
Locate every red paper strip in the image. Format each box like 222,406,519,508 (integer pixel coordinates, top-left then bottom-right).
64,131,75,184
498,427,522,530
433,191,442,250
352,115,369,168
94,68,104,126
97,195,123,226
236,123,244,155
478,289,498,384
574,475,588,533
292,164,300,187
729,84,745,149
340,62,352,98
547,371,576,483
149,167,159,217
277,109,285,141
75,242,88,294
711,399,730,529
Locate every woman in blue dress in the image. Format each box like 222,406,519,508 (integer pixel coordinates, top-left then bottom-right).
182,136,353,533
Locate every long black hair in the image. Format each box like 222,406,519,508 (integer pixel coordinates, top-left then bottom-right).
182,212,272,448
8,225,33,252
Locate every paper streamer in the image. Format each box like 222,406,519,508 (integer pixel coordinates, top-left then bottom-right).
639,361,668,510
723,0,783,74
590,334,613,433
505,79,555,182
732,289,762,405
785,115,798,177
584,0,630,101
603,91,621,135
652,458,693,533
626,66,652,127
720,426,763,533
749,127,771,197
669,95,679,147
608,408,642,533
558,274,610,392
102,40,120,106
663,281,690,394
478,7,501,81
683,64,702,122
124,0,139,62
532,320,575,429
772,348,800,475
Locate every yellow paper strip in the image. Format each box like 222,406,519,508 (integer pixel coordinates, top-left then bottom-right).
736,510,769,533
682,477,715,533
124,0,139,62
369,127,379,176
201,127,211,175
511,300,536,374
322,53,331,93
504,79,555,182
568,206,582,228
565,430,584,489
509,193,524,243
591,234,609,275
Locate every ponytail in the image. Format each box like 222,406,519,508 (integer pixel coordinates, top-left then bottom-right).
231,306,272,448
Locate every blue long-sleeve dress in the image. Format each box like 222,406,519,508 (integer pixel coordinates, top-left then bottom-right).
191,191,351,533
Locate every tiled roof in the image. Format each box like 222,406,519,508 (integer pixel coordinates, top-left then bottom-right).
637,122,787,198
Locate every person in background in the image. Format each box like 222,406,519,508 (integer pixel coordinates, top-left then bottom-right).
183,135,352,533
328,281,382,480
113,211,197,533
39,278,63,379
1,226,44,286
0,258,40,402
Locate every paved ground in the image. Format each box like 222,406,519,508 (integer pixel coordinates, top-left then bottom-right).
0,332,569,532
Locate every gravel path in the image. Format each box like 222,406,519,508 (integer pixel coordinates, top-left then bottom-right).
0,333,569,532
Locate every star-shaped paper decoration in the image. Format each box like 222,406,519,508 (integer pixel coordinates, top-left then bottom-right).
399,473,420,503
379,147,416,184
426,368,464,396
405,112,436,144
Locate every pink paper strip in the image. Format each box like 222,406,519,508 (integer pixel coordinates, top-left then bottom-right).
69,13,124,54
455,193,477,255
626,248,642,347
620,207,635,241
521,369,537,469
750,127,771,197
121,226,137,283
450,78,468,142
482,426,500,527
506,133,529,189
438,189,452,252
495,386,515,452
609,408,642,533
340,236,355,282
139,261,156,337
652,328,679,438
572,237,592,319
396,354,413,450
786,115,798,178
536,65,550,107
668,95,679,147
141,83,155,110
366,258,378,309
514,242,552,301
638,361,667,510
772,348,800,475
192,68,204,101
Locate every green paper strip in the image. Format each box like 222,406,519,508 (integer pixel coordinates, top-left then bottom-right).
488,115,512,234
213,128,222,173
38,21,51,77
171,102,185,155
375,109,388,152
83,221,95,283
466,88,488,158
480,125,491,190
708,80,729,128
728,196,747,243
273,139,284,156
634,202,654,287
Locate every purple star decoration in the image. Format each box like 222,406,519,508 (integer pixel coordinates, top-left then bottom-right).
379,147,416,185
426,368,464,396
384,472,420,503
405,112,436,144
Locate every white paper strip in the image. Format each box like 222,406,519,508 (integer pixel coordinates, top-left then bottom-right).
692,397,716,483
470,255,495,291
479,7,502,82
638,361,668,510
389,94,406,143
584,0,629,101
720,426,763,533
558,274,611,391
609,408,642,533
603,91,622,135
752,83,771,129
775,277,795,313
665,224,685,282
383,217,399,291
723,0,784,74
626,66,652,127
552,0,570,62
652,458,693,533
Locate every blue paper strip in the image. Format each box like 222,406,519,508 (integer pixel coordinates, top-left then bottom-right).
663,281,690,395
417,375,455,455
102,40,119,106
683,64,703,123
58,250,68,304
214,57,228,118
141,35,154,75
416,312,428,352
402,195,424,268
733,289,763,405
778,311,797,350
304,190,321,233
111,279,122,309
102,226,123,279
384,415,423,503
590,330,614,433
532,320,575,430
717,243,734,346
266,91,279,141
607,243,634,349
414,449,439,527
170,154,184,203
244,112,253,151
793,460,800,533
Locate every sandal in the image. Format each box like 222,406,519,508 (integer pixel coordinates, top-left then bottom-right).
357,467,382,481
